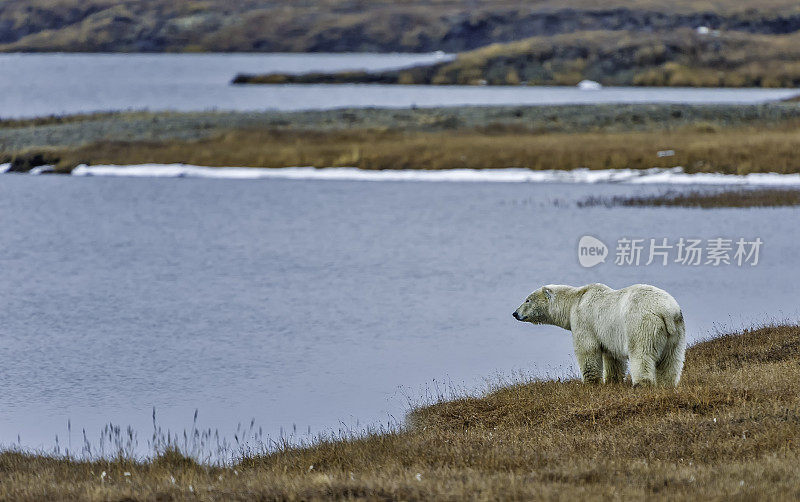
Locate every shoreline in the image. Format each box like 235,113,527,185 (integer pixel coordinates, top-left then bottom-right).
1,323,798,499
22,164,800,186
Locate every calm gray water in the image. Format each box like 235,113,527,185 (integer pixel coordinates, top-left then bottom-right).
0,53,797,118
0,175,797,453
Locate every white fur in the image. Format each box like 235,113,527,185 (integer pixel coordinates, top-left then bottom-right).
513,283,686,386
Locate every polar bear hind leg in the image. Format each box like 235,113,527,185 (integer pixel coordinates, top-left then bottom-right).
629,354,656,386
628,314,668,387
656,314,686,386
656,344,683,387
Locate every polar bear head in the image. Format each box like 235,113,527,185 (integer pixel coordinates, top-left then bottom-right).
512,286,556,324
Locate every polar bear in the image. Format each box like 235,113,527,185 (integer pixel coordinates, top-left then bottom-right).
513,283,685,386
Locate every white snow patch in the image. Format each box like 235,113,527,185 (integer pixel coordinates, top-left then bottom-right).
29,165,55,175
0,163,11,173
67,163,800,186
628,170,800,186
577,80,602,90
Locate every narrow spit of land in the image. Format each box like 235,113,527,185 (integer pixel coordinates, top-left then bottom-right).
233,29,800,88
2,323,799,500
3,103,800,175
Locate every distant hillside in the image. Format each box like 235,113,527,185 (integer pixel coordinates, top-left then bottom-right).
235,29,800,87
4,0,800,53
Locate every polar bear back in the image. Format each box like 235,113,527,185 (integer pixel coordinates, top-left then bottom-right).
572,283,682,360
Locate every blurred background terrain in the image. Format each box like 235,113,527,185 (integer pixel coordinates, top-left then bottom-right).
3,0,800,53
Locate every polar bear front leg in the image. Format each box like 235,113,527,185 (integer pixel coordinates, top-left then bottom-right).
575,346,603,384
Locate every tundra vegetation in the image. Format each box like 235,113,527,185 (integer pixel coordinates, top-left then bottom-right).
1,323,799,500
4,104,800,178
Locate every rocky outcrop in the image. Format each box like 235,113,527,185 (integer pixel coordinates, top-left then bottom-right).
4,152,60,173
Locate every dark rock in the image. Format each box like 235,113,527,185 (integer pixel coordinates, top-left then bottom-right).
6,152,59,173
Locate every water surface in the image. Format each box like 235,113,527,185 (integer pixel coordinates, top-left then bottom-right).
0,53,796,118
0,175,796,454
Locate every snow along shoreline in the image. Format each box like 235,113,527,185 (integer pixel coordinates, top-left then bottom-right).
5,163,800,186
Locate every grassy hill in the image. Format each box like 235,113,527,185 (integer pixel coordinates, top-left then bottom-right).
2,323,799,499
4,0,800,53
235,28,800,87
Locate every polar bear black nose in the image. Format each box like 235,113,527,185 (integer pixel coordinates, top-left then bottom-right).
513,312,520,320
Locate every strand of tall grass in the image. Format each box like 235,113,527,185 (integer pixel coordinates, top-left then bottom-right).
579,188,800,208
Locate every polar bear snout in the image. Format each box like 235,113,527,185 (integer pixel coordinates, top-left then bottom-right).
514,295,547,323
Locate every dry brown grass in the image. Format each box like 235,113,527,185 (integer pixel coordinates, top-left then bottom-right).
3,324,800,500
37,121,800,175
581,188,800,208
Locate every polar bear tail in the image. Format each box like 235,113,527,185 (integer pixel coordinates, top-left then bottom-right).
661,310,684,338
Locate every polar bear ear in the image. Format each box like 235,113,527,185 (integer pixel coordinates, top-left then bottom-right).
543,287,555,301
